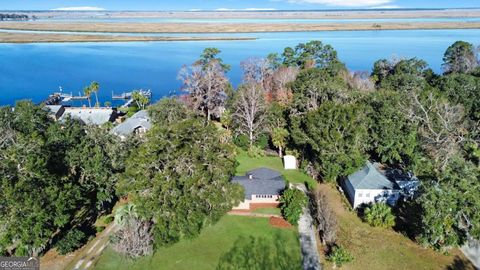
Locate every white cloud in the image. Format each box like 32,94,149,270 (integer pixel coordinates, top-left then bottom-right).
285,0,394,7
52,6,105,11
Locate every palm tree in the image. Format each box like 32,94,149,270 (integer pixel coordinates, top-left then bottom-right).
83,86,92,108
90,81,100,107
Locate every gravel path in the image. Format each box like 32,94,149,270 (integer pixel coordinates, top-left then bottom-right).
294,184,322,270
68,224,116,270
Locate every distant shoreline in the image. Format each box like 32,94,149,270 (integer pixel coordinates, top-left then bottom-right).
0,32,256,43
0,21,479,35
3,9,480,20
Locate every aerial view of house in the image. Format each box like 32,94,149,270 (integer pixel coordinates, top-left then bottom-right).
232,168,286,210
343,161,419,208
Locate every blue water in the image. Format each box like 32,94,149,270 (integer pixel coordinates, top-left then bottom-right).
37,17,480,24
1,29,480,106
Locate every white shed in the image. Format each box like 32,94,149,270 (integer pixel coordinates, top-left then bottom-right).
283,155,297,170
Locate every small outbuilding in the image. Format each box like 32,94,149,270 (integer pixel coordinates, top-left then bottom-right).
232,168,286,210
283,155,297,170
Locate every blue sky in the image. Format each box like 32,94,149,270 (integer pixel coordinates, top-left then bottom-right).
0,0,479,11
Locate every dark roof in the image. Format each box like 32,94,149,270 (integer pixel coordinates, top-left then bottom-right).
232,167,285,199
347,161,400,190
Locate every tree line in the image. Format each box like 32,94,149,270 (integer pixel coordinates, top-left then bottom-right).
0,14,30,21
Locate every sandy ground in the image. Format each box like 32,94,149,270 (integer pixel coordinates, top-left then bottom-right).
10,9,480,20
0,21,479,34
0,32,255,43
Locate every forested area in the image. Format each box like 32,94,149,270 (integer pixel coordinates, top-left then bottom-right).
0,39,478,259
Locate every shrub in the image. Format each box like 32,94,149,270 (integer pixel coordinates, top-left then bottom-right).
104,215,114,225
56,229,87,255
363,203,396,228
327,246,354,268
111,218,153,259
280,188,307,225
96,226,106,233
247,145,265,158
255,134,269,149
233,134,250,150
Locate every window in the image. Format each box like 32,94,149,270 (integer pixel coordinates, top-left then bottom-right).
366,193,370,198
358,193,363,198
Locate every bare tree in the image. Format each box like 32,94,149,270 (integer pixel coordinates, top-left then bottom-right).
345,71,375,92
111,217,154,259
271,66,299,104
233,83,266,146
313,189,337,247
241,57,274,91
178,60,229,122
405,92,467,170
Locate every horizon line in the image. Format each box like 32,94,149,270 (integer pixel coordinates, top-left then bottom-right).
2,7,480,12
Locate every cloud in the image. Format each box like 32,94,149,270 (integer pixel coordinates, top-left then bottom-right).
284,0,394,7
52,6,105,11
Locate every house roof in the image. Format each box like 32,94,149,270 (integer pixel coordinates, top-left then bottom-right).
111,110,152,137
60,107,116,125
45,105,63,115
232,168,285,200
347,161,400,190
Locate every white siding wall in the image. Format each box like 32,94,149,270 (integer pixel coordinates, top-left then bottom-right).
232,195,280,210
353,189,400,208
251,194,280,203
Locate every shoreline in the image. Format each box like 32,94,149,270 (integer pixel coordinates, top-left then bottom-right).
9,9,480,20
0,21,479,35
0,32,256,43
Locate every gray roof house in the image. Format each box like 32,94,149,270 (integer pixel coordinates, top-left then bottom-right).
343,161,419,208
110,110,152,139
232,168,286,210
59,107,117,125
45,105,65,120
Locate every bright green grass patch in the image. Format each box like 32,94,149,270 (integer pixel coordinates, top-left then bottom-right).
235,150,317,189
94,215,301,270
251,207,282,216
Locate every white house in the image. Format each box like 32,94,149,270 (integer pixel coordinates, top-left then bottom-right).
231,168,286,210
343,161,405,209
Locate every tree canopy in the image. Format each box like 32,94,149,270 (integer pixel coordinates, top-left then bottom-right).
118,114,243,247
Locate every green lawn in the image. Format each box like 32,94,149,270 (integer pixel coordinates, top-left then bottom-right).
235,150,317,189
94,215,301,270
251,207,282,216
317,184,476,270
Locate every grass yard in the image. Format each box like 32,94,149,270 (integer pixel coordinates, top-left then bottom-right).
317,183,476,270
235,150,317,189
93,215,301,270
252,207,282,216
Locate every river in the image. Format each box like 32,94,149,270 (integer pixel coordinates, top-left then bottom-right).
1,29,479,105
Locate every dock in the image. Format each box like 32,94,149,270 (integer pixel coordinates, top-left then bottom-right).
112,89,151,100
